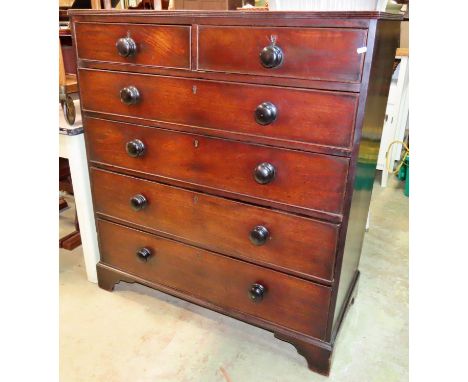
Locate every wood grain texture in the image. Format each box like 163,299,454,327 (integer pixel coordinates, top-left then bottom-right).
78,69,359,152
95,253,359,377
74,22,191,69
327,20,401,341
85,118,349,218
91,168,339,283
97,219,332,339
76,59,362,93
198,26,367,83
59,40,66,86
69,11,394,92
68,11,401,376
68,10,403,21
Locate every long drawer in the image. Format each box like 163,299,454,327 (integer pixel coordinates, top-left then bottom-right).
85,118,349,218
74,22,191,69
97,219,332,340
91,168,339,282
79,69,358,151
197,26,367,83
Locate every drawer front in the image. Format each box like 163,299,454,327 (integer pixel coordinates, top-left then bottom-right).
85,118,349,216
98,219,331,339
74,23,191,69
91,168,339,282
79,69,358,151
198,26,367,83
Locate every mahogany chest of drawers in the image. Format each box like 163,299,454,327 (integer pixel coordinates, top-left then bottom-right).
69,10,400,376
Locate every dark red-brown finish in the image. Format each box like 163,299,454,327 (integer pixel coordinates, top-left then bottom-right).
69,10,401,377
69,10,402,22
91,168,339,283
78,69,359,151
70,11,399,94
97,219,331,339
74,22,191,69
198,26,368,83
328,20,401,339
85,118,349,217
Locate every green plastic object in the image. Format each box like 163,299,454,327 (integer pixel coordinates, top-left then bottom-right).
404,156,409,197
397,160,406,180
396,155,409,197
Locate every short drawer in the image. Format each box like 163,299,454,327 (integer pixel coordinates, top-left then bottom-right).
197,26,367,83
79,69,358,151
97,219,332,339
91,168,339,282
74,22,191,69
85,118,349,218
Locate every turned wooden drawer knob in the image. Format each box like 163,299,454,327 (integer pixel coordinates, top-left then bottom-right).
260,45,284,69
249,283,266,302
254,162,276,184
255,102,278,125
136,247,152,262
116,36,137,57
130,194,147,211
249,226,269,246
126,139,146,158
120,86,140,105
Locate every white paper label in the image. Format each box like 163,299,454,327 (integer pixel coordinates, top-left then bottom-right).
357,47,368,54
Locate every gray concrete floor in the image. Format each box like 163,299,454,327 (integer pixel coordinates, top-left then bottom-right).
60,175,408,382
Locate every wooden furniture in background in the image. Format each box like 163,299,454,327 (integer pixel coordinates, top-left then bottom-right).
60,1,81,250
173,0,243,10
59,197,69,211
59,157,82,250
59,7,79,124
59,0,100,281
59,158,74,195
69,10,401,375
59,38,78,121
89,0,120,9
60,0,124,14
127,0,163,9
